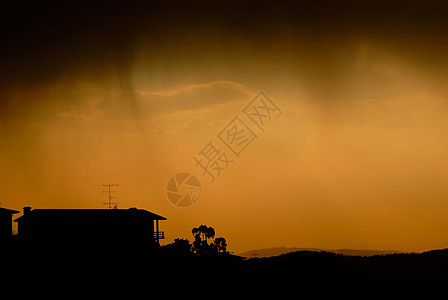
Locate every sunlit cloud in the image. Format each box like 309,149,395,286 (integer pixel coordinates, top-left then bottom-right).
56,80,254,122
103,80,254,118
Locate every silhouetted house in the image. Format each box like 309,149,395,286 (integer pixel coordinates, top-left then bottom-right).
14,207,166,246
0,207,19,240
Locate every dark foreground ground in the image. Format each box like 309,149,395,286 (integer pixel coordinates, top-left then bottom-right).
3,240,448,292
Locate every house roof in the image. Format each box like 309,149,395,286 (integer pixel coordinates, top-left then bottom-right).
0,207,20,215
14,207,167,222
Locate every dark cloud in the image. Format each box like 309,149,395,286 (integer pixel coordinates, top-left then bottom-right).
1,0,447,112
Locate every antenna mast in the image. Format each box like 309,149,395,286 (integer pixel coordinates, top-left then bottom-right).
97,184,119,209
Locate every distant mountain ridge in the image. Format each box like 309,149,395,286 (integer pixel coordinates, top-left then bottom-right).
238,247,405,258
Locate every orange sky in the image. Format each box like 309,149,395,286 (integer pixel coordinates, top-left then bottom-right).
1,0,448,253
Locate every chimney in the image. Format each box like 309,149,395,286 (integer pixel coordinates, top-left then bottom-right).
23,206,32,215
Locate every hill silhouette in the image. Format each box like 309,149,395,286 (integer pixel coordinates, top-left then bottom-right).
3,239,448,290
242,249,448,283
2,215,447,286
239,247,404,258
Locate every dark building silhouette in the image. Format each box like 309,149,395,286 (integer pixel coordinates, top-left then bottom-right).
0,207,19,240
14,206,166,246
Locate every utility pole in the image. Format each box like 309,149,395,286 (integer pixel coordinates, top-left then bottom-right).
98,184,119,209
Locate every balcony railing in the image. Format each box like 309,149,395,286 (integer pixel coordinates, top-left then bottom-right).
154,231,165,240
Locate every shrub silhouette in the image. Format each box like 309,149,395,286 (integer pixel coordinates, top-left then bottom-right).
161,238,192,255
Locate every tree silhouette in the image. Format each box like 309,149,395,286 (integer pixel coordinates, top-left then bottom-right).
191,225,227,255
211,237,227,253
192,225,215,242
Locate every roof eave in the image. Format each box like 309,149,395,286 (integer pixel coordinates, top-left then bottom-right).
0,207,20,214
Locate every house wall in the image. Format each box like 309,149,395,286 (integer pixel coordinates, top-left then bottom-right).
0,215,13,239
18,214,156,245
